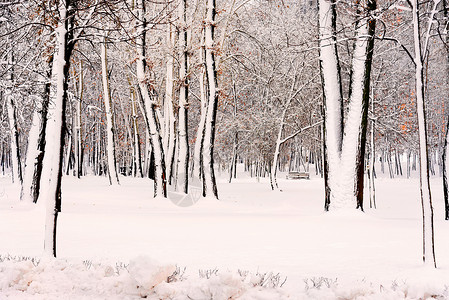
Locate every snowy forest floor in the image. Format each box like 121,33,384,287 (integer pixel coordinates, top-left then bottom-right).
1,169,449,299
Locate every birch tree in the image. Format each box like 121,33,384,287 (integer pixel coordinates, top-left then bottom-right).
101,36,120,185
163,19,176,184
135,0,167,197
410,0,438,267
201,0,219,198
177,0,189,193
441,0,449,221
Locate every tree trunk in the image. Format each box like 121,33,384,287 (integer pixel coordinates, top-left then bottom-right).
443,120,449,220
202,0,219,199
412,0,436,267
318,0,343,210
164,22,176,184
319,0,375,210
130,86,143,177
6,96,23,185
443,0,449,221
39,1,74,257
229,131,238,183
177,0,189,193
75,61,83,178
135,0,166,197
101,37,120,185
21,70,51,203
191,30,207,181
369,98,376,208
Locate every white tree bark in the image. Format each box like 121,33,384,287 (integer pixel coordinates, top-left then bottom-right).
412,0,437,267
319,0,375,210
21,104,41,202
319,0,343,209
75,61,83,178
39,1,70,257
135,0,166,197
101,36,120,185
164,22,176,183
319,0,343,165
369,93,376,208
130,87,143,177
191,31,207,181
202,0,219,198
177,0,189,194
21,65,51,203
333,15,371,209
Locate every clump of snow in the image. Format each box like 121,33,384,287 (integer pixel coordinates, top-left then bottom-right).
128,255,176,295
1,255,448,299
0,255,290,299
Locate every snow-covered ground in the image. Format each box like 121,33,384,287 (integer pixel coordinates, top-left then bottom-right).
1,169,449,299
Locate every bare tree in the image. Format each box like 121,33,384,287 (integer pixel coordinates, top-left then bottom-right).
135,0,167,197
319,0,376,210
101,36,120,185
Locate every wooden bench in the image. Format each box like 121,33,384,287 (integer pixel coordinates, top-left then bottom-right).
286,171,310,180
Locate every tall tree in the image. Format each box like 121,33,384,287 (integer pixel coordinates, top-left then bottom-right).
177,0,189,193
135,0,167,197
411,0,437,267
441,0,449,221
319,0,376,210
101,36,120,185
39,0,76,257
163,20,176,184
201,0,219,198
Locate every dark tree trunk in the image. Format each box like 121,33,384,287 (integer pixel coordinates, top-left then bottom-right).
31,82,51,203
443,122,449,220
355,0,376,210
443,0,449,220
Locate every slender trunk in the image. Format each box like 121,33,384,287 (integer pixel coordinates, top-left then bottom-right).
387,150,394,178
4,9,22,186
64,133,72,175
444,120,449,220
177,0,189,193
101,37,120,185
229,131,238,183
202,0,219,199
271,120,285,190
6,96,23,185
4,57,21,185
164,23,176,184
407,150,411,178
412,0,436,267
75,61,83,178
131,87,143,177
21,73,51,203
443,0,449,221
136,0,166,197
397,150,403,176
191,31,207,181
369,97,376,208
